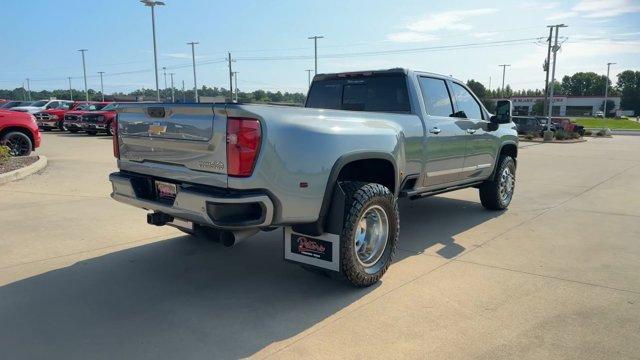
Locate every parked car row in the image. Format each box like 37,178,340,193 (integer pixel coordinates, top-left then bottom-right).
513,116,585,137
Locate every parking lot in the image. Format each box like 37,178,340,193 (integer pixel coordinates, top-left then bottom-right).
1,132,639,359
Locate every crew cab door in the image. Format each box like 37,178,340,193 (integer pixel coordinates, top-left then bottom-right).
417,76,467,187
449,82,495,181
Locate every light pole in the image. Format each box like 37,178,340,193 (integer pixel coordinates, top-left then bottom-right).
233,71,239,102
228,53,235,101
68,77,73,100
98,71,105,101
182,80,185,103
140,0,165,102
546,24,567,131
78,49,89,101
26,78,31,101
543,26,553,116
306,69,314,88
187,41,199,102
162,66,167,101
169,72,175,103
604,62,616,118
498,64,510,95
308,35,324,75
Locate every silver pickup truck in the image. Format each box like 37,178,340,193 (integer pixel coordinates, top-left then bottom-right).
109,68,517,287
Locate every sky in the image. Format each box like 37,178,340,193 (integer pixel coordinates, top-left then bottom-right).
1,0,639,94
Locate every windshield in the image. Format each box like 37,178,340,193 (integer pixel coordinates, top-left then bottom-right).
100,103,117,111
30,100,48,107
306,74,411,113
76,103,107,111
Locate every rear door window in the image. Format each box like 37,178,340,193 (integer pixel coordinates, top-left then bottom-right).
418,77,454,117
451,83,483,120
306,74,410,113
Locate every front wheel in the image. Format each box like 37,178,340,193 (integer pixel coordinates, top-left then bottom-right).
479,156,516,210
1,131,32,156
106,122,115,136
86,131,97,136
340,182,399,287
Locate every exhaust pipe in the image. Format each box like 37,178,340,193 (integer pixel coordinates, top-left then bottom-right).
220,229,259,247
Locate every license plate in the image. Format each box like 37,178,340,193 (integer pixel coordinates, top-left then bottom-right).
155,181,177,200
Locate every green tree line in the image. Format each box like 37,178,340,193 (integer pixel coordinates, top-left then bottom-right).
466,70,640,115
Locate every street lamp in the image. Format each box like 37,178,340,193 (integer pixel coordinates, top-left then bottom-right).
78,49,89,101
604,62,616,118
98,71,105,101
140,0,165,102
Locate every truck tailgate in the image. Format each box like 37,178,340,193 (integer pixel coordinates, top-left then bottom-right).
116,103,228,187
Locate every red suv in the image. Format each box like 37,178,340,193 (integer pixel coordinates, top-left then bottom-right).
33,100,78,131
0,110,41,156
80,102,118,135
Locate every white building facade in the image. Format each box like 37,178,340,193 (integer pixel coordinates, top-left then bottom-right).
509,96,621,116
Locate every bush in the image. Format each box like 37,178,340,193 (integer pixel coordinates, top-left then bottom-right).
568,132,580,139
524,134,534,140
584,130,593,136
0,145,11,163
554,129,567,140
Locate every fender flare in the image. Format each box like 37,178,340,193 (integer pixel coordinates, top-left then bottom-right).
292,151,399,236
490,141,518,179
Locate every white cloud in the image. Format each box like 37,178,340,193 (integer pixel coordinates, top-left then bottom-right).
473,32,498,39
572,0,640,18
521,2,560,10
163,53,192,59
387,8,498,43
545,11,577,20
386,32,439,43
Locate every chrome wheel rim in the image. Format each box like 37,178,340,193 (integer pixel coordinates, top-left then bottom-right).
4,135,30,156
354,205,389,267
498,166,515,205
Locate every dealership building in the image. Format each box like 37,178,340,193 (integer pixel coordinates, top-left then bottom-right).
509,96,621,116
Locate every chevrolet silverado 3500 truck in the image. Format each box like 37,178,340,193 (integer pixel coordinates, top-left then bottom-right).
110,69,518,287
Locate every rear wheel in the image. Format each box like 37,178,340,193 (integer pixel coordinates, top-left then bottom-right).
69,129,79,133
86,130,97,136
479,155,516,210
58,121,67,131
1,131,32,156
340,181,399,287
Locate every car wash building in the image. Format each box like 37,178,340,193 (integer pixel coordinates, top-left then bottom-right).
509,96,621,116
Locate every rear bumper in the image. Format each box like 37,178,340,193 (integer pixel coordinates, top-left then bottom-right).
109,172,274,229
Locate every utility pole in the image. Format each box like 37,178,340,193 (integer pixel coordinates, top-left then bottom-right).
543,26,553,116
98,71,105,101
140,0,165,102
546,24,567,127
187,41,199,102
182,80,185,103
498,64,510,96
604,62,616,118
169,72,175,103
162,66,167,101
26,78,31,101
308,35,324,74
488,76,492,92
228,52,234,101
68,77,73,100
78,49,89,101
306,69,314,88
233,72,239,102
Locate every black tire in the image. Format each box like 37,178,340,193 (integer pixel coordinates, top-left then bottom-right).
58,121,67,131
86,131,97,136
69,129,79,133
340,181,399,287
479,155,516,210
42,128,51,132
1,131,32,156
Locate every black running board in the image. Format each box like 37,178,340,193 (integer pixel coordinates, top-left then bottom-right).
404,181,483,200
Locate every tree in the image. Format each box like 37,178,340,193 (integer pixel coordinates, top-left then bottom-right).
466,79,487,99
599,100,617,117
560,72,611,96
617,70,640,115
532,100,545,115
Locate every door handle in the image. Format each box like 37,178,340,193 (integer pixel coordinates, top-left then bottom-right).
429,127,441,135
466,129,477,134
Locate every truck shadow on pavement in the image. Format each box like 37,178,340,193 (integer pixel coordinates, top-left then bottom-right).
0,196,499,359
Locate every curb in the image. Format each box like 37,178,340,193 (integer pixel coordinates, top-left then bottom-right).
0,155,48,185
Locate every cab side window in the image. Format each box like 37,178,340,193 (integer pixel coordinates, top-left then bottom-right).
451,83,482,120
418,77,454,117
61,102,71,110
48,101,60,109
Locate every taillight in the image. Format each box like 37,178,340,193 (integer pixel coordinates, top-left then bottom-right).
112,116,120,159
226,117,261,177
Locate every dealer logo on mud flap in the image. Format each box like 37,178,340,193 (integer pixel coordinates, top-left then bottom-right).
291,234,332,262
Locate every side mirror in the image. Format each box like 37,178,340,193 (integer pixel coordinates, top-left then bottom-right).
491,99,512,124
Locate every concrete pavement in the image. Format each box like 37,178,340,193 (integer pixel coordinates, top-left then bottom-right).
0,133,638,359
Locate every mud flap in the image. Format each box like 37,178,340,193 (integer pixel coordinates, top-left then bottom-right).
284,228,340,272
